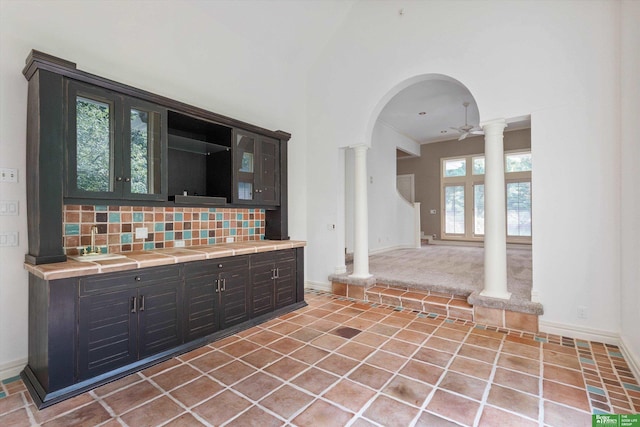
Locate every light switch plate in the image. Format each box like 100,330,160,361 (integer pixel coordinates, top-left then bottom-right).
0,232,19,247
0,168,18,183
0,201,18,215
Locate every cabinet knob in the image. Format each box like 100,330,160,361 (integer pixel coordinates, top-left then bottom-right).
218,263,223,268
124,177,131,182
116,176,123,182
135,276,141,281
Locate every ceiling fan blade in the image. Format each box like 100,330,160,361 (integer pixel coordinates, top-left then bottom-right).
458,132,469,141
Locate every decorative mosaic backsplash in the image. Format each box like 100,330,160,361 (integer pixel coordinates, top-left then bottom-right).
63,205,265,256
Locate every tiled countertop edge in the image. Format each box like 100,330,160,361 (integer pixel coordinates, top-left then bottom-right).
24,240,306,281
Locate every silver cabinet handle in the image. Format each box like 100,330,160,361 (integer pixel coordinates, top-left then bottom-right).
139,295,145,311
221,278,226,292
215,279,219,293
131,296,137,313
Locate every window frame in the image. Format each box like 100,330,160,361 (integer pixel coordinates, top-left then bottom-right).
440,150,532,244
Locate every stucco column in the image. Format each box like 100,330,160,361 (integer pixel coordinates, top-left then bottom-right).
350,144,371,279
481,119,511,300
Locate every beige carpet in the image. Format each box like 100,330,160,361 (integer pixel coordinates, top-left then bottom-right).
345,244,533,301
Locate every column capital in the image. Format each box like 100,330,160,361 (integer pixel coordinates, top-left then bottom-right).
480,118,507,135
350,144,370,153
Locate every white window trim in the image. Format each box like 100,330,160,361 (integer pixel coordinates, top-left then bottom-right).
440,151,532,244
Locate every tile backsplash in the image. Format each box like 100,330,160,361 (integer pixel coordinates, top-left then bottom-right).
63,205,265,256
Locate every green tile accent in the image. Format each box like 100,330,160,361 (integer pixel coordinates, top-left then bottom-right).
64,223,80,235
2,375,20,384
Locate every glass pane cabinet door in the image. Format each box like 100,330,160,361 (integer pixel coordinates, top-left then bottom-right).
66,81,119,198
236,132,255,202
126,104,163,199
76,96,113,193
66,80,166,201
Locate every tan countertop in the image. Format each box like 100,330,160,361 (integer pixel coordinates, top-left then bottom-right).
25,240,306,281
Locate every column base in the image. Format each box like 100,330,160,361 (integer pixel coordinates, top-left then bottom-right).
480,289,512,300
349,273,373,280
334,265,347,274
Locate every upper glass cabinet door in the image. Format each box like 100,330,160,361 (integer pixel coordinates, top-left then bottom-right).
66,82,119,198
235,131,255,202
123,100,163,199
66,81,166,201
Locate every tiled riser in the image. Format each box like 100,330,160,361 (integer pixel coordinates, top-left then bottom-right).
332,282,539,333
63,205,265,255
332,282,474,322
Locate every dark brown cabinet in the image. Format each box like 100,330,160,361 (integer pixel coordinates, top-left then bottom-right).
78,268,182,380
23,50,291,265
251,250,297,316
23,247,304,409
65,81,167,201
184,257,250,341
234,129,280,206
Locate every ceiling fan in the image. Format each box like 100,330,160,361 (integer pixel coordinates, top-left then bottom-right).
450,101,483,140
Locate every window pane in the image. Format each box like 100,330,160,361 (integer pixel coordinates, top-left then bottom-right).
506,152,532,172
507,181,532,236
76,96,112,192
474,184,484,235
445,185,465,234
130,109,149,194
472,157,485,175
444,159,466,177
238,182,253,200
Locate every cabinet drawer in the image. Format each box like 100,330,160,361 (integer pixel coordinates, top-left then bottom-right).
80,265,181,296
185,256,250,278
251,249,295,266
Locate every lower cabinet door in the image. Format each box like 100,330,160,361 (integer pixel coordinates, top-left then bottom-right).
275,259,296,309
219,268,250,329
137,281,183,359
184,275,219,342
251,264,275,317
78,288,138,380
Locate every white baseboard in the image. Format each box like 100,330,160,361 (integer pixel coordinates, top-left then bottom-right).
0,357,27,382
539,320,620,345
305,281,331,292
619,335,640,383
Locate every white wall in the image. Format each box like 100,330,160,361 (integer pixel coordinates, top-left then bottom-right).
345,122,418,254
620,0,640,373
0,0,313,377
306,0,628,343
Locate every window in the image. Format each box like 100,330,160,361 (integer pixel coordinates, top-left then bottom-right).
441,151,532,242
506,181,532,236
444,185,465,234
474,184,485,235
443,158,466,177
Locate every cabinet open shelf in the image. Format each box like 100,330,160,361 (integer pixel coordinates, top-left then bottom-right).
168,133,230,156
167,111,233,203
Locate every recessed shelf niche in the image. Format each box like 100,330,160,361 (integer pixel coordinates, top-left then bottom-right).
167,111,232,204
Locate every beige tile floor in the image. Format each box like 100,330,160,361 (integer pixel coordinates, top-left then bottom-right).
1,290,639,426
